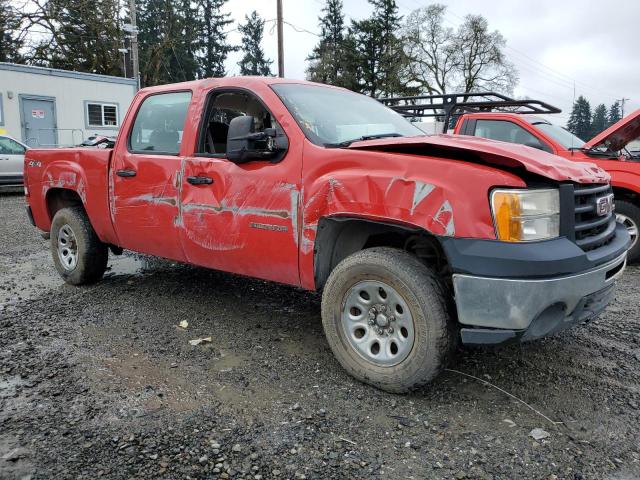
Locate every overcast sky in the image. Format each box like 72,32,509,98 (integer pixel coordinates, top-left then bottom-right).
223,0,640,126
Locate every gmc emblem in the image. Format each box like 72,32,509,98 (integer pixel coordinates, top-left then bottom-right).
596,194,614,216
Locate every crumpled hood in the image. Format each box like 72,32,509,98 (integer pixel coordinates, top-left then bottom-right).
584,108,640,151
347,134,610,184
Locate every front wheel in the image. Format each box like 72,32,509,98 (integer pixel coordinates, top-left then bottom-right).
616,200,640,263
50,207,108,285
321,247,457,393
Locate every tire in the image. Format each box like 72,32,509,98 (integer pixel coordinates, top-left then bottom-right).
321,247,457,393
50,206,108,285
616,200,640,263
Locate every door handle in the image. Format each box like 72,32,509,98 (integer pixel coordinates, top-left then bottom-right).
116,169,137,178
187,175,213,185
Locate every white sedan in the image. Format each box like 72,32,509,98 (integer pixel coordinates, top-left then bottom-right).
0,134,28,186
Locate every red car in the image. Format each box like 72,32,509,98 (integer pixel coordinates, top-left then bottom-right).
24,78,630,392
384,93,640,262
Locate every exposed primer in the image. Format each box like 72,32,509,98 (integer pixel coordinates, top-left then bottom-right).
290,189,300,246
108,173,116,224
77,178,87,203
174,158,186,227
182,201,289,219
433,200,455,236
410,181,436,215
56,172,77,188
129,194,177,206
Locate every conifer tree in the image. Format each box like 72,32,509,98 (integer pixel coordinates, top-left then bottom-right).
197,0,236,78
138,0,198,86
567,96,592,140
29,0,123,75
591,103,608,137
608,101,622,126
307,0,346,85
238,11,272,76
0,0,23,63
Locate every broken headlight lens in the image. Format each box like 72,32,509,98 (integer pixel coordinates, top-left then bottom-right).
491,188,560,242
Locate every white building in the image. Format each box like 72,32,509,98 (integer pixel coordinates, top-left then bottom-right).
0,63,137,147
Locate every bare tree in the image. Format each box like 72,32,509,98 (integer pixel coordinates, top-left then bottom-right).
455,14,517,94
401,4,517,95
401,5,457,94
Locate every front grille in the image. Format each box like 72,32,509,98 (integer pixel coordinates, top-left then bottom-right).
573,183,616,251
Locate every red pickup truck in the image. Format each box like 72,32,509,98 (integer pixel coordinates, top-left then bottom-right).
24,78,630,392
383,93,640,262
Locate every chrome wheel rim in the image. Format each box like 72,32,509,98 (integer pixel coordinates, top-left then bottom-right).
616,213,639,251
57,224,78,271
341,280,415,367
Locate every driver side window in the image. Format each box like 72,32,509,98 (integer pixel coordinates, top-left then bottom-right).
198,90,281,156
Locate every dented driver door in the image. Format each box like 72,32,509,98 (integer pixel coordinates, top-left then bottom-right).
179,156,301,285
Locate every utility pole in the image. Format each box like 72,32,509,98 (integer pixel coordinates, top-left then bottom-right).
277,0,284,78
128,0,140,89
618,97,630,117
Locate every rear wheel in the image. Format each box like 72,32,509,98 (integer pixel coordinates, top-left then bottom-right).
50,207,108,285
616,200,640,263
321,247,457,393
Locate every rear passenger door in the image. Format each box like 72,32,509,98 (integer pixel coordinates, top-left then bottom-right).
470,119,552,153
111,91,191,261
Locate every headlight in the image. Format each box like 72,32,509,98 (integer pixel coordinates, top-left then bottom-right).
491,188,560,242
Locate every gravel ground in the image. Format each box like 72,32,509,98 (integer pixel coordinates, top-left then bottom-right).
1,191,639,479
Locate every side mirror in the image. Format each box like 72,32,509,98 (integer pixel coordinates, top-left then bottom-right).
226,116,277,163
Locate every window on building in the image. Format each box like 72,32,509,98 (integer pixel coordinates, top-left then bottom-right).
86,102,119,127
0,93,4,126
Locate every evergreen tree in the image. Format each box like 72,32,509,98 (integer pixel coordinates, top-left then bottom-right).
237,11,272,76
307,0,346,85
567,96,592,141
370,0,407,97
197,0,236,78
138,0,198,86
0,0,22,63
608,101,622,126
30,0,124,75
348,0,412,97
591,103,608,137
350,17,382,96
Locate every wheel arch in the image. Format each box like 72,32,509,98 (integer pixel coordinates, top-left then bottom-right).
313,216,450,290
612,185,639,204
46,188,86,222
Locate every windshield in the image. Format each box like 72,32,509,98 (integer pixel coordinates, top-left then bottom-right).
271,83,422,146
532,121,586,149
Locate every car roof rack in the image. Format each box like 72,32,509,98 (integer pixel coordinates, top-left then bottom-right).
378,92,561,133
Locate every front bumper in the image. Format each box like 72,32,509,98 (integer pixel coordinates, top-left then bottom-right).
445,223,629,345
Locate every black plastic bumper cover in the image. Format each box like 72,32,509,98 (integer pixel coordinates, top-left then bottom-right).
440,222,630,279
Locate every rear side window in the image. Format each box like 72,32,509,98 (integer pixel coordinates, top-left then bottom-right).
129,91,192,155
